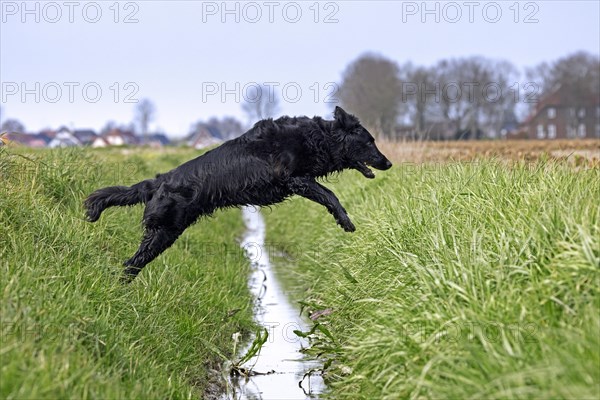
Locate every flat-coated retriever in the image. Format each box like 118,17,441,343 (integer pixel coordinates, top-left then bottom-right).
85,106,392,281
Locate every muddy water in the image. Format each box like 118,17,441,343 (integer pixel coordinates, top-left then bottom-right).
220,207,325,400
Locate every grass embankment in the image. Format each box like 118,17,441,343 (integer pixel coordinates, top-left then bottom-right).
266,160,600,399
0,147,254,399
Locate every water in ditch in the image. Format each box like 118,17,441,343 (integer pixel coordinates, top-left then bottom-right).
219,206,325,400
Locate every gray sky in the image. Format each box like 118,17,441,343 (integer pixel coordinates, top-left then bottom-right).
1,0,599,137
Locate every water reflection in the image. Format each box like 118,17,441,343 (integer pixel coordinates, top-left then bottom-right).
220,206,325,400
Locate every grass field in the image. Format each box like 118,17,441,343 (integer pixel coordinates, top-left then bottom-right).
265,148,600,399
1,142,599,399
0,147,255,399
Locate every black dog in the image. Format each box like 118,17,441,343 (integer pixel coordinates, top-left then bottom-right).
85,106,392,281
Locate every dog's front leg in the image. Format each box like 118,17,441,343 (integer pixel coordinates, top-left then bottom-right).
288,177,355,232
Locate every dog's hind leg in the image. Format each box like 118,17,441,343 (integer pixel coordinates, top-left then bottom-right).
85,179,155,222
121,226,184,282
121,183,200,282
288,177,356,232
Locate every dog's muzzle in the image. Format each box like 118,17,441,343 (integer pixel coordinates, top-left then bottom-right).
373,159,392,170
354,161,376,179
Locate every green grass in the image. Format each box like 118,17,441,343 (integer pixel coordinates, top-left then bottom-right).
0,147,255,399
2,148,599,399
265,161,600,399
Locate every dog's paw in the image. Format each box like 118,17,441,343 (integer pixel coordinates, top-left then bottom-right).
86,212,99,222
340,219,356,232
121,267,140,284
84,206,101,222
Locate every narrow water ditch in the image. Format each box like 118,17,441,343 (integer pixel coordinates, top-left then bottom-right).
219,206,326,400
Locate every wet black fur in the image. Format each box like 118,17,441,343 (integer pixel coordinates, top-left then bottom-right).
85,106,392,282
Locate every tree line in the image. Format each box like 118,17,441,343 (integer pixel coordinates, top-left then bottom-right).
2,51,598,141
337,51,599,140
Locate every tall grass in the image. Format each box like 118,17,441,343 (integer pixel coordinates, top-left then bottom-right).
0,147,255,399
266,160,600,399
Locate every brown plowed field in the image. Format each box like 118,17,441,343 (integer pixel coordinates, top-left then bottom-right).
379,139,600,166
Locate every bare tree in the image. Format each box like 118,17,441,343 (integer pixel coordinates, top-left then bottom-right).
431,57,517,139
135,99,156,143
1,119,25,134
241,84,280,125
432,59,472,138
100,121,118,135
338,53,403,139
207,116,244,140
402,64,438,138
480,60,519,138
527,51,600,104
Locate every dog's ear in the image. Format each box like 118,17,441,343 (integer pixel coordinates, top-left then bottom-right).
333,106,353,130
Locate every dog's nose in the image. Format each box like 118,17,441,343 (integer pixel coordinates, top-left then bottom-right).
372,158,393,171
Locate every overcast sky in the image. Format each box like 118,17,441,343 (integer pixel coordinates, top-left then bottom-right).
1,0,599,137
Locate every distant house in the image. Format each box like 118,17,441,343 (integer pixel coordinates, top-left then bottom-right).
521,86,600,139
29,133,52,148
102,128,139,146
73,129,98,146
92,136,109,148
48,132,81,148
4,132,51,148
39,129,57,140
145,133,170,148
48,127,81,148
187,125,222,149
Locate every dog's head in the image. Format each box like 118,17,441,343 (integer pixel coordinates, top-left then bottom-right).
332,106,392,178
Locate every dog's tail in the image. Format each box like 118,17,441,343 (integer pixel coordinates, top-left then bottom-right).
84,179,155,222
